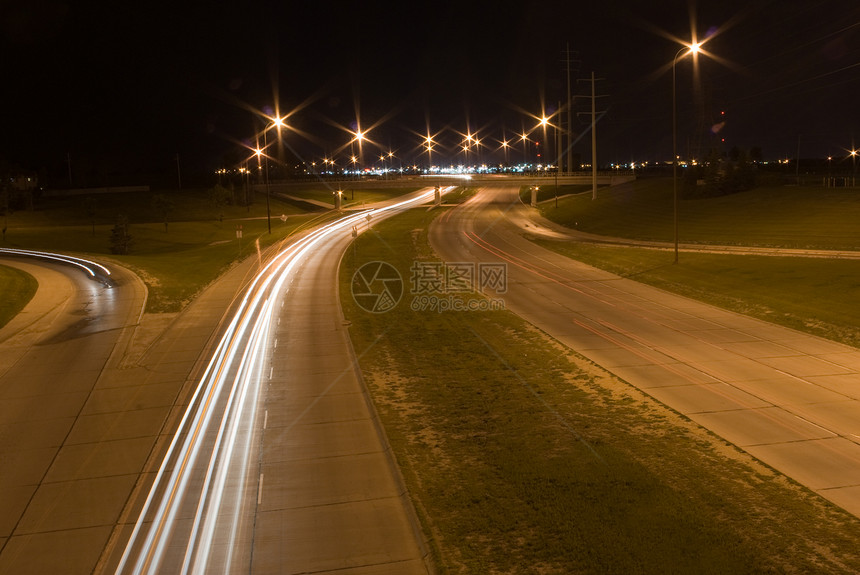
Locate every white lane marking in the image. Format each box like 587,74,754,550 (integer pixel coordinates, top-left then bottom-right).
263,409,268,430
794,414,837,436
257,473,264,505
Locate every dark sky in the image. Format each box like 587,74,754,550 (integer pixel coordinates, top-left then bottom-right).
2,0,858,184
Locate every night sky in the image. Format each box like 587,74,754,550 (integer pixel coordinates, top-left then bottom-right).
2,0,858,185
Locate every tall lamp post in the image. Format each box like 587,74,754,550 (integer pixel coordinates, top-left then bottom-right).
520,132,529,168
851,149,857,186
672,42,701,264
262,130,272,234
254,144,271,234
352,129,366,179
256,115,285,235
424,136,434,169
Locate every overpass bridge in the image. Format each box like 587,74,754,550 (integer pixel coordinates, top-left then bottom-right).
261,172,635,192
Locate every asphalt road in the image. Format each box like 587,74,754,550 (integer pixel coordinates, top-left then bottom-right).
110,192,435,574
0,194,436,574
248,205,429,574
0,256,146,574
429,185,860,517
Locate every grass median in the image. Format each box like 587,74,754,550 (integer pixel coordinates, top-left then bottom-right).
536,178,860,249
340,207,860,573
2,189,345,312
523,178,860,348
533,240,860,348
0,264,38,330
281,185,421,207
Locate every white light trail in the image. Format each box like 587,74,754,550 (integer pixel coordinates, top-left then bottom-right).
115,187,438,574
0,247,111,278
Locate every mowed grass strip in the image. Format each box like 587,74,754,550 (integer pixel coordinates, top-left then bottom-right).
0,264,38,329
341,208,860,573
278,185,421,207
538,178,860,250
532,240,860,348
2,188,358,312
519,183,603,204
531,177,860,345
1,187,420,312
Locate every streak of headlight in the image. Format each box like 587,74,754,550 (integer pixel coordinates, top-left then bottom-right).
0,247,111,277
115,187,438,574
184,297,270,573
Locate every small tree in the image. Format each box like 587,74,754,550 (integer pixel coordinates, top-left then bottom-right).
750,146,763,163
208,184,232,222
82,196,98,236
151,194,174,232
1,187,8,242
703,148,724,196
109,214,133,254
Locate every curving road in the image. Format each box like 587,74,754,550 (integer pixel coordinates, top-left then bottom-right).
0,255,146,574
0,189,437,574
430,186,860,517
110,190,436,574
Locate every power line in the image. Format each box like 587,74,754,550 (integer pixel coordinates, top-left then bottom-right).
577,73,609,199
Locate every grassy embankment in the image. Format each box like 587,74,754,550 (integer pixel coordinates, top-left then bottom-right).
340,204,860,574
532,179,860,347
0,265,38,330
518,183,606,204
0,185,425,317
280,186,422,208
0,189,333,312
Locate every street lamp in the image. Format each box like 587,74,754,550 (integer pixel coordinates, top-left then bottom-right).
348,129,367,179
252,144,271,233
258,115,286,234
538,116,552,175
672,41,701,264
520,132,529,168
851,149,857,186
423,136,434,169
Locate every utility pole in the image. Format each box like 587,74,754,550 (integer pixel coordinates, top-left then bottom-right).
796,135,801,186
577,72,608,199
591,72,597,198
562,45,581,175
67,152,73,187
557,100,563,177
559,45,582,174
175,153,182,190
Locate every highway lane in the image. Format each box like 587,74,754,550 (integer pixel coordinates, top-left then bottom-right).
429,185,860,517
113,190,436,574
0,254,146,573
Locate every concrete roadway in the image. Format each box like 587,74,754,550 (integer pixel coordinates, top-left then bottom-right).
1,204,431,574
0,256,146,574
103,197,432,573
429,185,860,517
246,210,430,574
